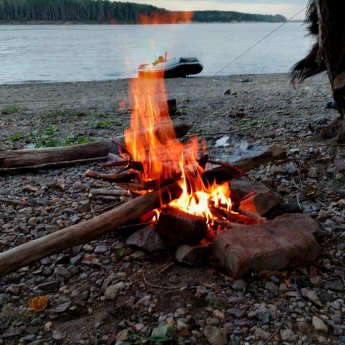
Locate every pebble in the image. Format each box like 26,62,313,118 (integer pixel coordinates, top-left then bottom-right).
52,330,66,341
204,326,227,345
280,328,296,341
104,282,125,300
324,280,344,292
94,244,108,254
232,279,246,291
312,316,328,333
55,301,72,313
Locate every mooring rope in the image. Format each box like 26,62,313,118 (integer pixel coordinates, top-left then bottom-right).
213,6,307,77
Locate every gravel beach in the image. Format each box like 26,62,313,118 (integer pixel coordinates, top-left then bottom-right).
0,73,345,345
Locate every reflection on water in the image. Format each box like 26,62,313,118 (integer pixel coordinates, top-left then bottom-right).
0,23,312,84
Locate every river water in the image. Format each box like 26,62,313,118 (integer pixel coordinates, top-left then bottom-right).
0,22,312,84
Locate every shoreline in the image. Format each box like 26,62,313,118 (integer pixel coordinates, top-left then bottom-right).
0,72,334,152
0,72,291,86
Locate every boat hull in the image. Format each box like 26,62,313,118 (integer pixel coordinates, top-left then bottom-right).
138,58,203,78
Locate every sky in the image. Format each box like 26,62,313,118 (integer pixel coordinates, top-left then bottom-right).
127,0,308,20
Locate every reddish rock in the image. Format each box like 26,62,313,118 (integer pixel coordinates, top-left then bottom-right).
239,191,282,216
212,213,320,277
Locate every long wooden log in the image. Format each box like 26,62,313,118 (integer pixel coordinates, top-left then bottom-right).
0,183,182,278
0,122,190,171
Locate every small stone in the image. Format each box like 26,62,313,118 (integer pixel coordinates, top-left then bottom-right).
94,245,108,254
130,251,146,260
55,301,72,313
227,308,245,319
318,291,334,303
1,327,22,338
104,282,125,300
224,89,231,95
204,326,227,345
312,316,328,333
18,207,33,215
280,329,296,341
206,317,219,326
44,321,52,332
55,266,71,280
70,214,81,224
24,334,36,342
324,280,344,292
6,284,20,295
176,319,190,336
52,330,66,341
264,281,278,293
232,279,246,291
45,224,60,233
126,225,166,253
70,253,84,266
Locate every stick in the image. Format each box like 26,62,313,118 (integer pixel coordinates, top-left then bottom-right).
89,188,133,197
0,183,182,278
101,160,143,171
0,122,190,172
0,157,108,173
233,144,286,172
85,169,139,182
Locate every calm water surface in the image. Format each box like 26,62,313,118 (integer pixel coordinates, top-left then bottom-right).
0,23,312,84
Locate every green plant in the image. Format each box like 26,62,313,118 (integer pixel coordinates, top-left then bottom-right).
122,329,173,345
95,120,121,129
8,133,24,141
115,248,125,260
1,105,20,115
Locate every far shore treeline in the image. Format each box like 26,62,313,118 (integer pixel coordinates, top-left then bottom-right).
0,0,286,24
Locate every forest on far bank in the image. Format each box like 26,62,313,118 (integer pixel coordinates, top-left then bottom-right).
0,0,287,24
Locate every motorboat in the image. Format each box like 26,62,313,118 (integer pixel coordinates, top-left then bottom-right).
138,57,203,78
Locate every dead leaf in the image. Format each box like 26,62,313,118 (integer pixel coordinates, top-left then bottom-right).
304,185,318,196
28,295,49,312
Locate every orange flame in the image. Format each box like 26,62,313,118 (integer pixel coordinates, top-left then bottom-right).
139,11,193,25
124,75,233,226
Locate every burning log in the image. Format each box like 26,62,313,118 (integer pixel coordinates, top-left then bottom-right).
232,143,286,172
0,122,190,172
0,183,183,278
156,207,208,245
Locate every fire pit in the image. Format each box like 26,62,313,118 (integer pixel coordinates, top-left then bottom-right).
0,74,320,278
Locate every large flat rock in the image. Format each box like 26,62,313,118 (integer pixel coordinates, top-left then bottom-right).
212,213,320,277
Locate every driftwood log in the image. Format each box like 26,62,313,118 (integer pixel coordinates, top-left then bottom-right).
0,183,182,278
0,122,190,172
0,144,285,278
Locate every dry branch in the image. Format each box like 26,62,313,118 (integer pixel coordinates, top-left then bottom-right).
0,122,190,172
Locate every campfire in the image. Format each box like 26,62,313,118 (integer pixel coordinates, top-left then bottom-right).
88,71,263,243
0,71,321,279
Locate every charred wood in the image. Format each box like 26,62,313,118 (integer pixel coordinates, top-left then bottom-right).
157,207,208,245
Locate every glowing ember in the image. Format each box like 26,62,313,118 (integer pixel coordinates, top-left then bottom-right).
124,73,233,226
